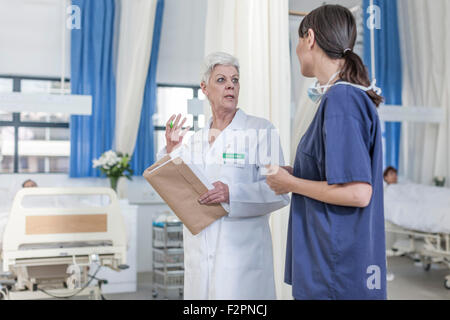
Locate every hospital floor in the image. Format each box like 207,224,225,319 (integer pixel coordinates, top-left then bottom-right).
102,256,450,300
385,256,450,300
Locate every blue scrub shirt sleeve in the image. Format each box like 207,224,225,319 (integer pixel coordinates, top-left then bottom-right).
323,115,372,185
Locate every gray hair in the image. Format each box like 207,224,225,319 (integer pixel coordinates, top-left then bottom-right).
201,52,240,84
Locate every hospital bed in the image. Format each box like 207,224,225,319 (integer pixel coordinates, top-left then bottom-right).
0,187,128,300
378,105,450,289
384,183,450,290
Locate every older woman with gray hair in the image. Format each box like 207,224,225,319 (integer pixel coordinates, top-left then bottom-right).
157,52,289,300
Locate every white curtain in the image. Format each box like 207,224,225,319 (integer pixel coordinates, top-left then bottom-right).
114,0,158,155
289,16,303,108
397,0,450,184
204,0,292,300
290,79,317,163
288,15,318,164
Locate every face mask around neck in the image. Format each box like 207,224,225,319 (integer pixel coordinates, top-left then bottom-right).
307,71,340,103
307,72,382,103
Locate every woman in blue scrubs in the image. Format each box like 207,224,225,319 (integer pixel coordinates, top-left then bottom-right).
266,5,386,299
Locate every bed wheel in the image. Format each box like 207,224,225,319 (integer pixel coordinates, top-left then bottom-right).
423,263,431,271
445,279,450,290
152,289,158,298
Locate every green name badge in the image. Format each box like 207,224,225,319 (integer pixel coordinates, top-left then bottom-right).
223,153,246,167
223,153,245,160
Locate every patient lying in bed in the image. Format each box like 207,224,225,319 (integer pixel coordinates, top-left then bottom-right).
383,166,398,185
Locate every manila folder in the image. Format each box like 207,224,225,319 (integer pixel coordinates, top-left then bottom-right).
143,155,228,235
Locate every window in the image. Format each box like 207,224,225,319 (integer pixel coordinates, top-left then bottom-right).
153,84,203,158
0,76,70,174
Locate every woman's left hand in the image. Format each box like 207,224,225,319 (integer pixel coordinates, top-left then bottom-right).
198,181,230,205
266,165,294,195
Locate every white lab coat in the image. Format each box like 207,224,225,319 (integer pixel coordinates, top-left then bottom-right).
157,109,290,300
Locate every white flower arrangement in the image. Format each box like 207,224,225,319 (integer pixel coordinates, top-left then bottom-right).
433,176,446,187
92,150,133,191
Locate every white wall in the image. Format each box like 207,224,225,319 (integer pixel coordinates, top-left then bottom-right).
156,0,207,86
0,0,71,78
289,0,361,12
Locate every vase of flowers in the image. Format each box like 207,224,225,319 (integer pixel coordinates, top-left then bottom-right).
92,150,133,192
433,176,446,187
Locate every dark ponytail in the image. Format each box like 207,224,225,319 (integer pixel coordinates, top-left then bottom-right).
299,4,384,107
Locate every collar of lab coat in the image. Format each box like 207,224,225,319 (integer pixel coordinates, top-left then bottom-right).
193,108,247,146
206,108,247,132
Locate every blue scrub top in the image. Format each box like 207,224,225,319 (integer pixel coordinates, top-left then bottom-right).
285,83,387,300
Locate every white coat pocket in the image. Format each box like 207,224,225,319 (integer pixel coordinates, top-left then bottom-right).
217,216,264,270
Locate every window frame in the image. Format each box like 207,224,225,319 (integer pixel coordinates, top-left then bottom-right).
0,75,70,174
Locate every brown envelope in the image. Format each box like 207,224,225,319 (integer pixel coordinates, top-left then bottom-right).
143,155,228,235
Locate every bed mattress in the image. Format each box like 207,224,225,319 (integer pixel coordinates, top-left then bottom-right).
384,183,450,234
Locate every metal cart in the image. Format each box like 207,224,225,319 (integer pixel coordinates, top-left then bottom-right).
152,221,184,299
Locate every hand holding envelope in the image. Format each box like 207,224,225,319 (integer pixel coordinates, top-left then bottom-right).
143,153,228,235
198,181,230,205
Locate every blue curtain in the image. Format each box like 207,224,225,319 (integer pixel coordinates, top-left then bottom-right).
69,0,116,177
131,0,165,175
363,0,402,170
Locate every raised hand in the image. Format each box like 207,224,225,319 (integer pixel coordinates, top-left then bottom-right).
165,113,191,153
